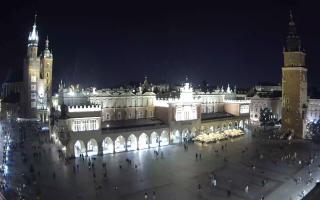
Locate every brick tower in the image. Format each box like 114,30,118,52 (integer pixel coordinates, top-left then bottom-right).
281,11,308,138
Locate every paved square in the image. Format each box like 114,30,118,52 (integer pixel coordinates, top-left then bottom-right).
4,122,320,200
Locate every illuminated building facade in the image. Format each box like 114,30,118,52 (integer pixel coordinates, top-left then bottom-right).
50,80,250,158
281,12,308,138
22,16,53,121
0,16,53,121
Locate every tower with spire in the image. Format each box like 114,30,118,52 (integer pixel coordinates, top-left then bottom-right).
22,15,53,121
41,36,53,106
281,10,307,138
27,14,39,58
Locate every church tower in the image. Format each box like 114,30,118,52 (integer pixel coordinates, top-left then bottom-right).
281,11,308,138
24,15,41,118
22,15,53,121
41,36,53,106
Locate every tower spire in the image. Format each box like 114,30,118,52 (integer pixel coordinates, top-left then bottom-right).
285,10,301,52
34,14,37,26
45,35,49,49
28,14,39,47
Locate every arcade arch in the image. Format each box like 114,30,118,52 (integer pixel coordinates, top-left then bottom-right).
74,140,86,158
87,139,98,156
127,134,137,151
139,133,149,149
115,135,126,152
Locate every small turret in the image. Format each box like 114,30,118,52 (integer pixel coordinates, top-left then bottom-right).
227,83,231,93
43,36,52,58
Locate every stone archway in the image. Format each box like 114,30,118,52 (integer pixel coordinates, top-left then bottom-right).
127,134,137,151
87,139,98,156
239,120,244,129
171,130,180,144
222,123,227,131
150,132,159,148
234,121,239,129
228,122,233,130
102,137,113,154
115,135,126,152
138,133,149,150
74,140,86,158
160,131,169,146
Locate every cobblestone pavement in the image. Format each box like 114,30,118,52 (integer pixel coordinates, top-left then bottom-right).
4,123,320,200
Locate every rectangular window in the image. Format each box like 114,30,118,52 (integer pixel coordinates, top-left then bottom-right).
31,101,36,108
73,120,82,132
92,120,97,130
31,84,36,91
31,76,37,82
31,93,37,99
139,112,142,118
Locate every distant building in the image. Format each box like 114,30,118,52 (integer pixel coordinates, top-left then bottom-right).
306,99,320,122
1,71,23,119
255,83,281,93
250,95,282,123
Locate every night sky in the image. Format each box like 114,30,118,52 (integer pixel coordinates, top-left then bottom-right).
0,0,319,91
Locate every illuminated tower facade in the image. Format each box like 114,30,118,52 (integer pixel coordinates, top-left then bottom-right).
281,12,308,138
41,37,53,106
23,16,53,121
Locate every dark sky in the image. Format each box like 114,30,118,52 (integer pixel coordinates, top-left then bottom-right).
0,0,319,90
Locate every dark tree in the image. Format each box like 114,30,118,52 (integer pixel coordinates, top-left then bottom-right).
259,108,273,129
307,120,320,142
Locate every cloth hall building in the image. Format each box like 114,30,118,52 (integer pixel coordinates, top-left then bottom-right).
50,81,250,158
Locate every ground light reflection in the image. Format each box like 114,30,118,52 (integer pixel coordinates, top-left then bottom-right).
0,129,12,194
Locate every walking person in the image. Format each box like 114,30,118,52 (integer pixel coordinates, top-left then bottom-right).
152,191,156,199
227,189,231,197
198,184,201,192
144,192,148,199
245,185,249,193
212,178,217,188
